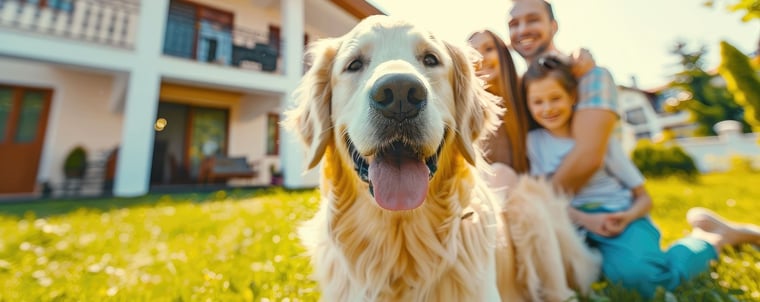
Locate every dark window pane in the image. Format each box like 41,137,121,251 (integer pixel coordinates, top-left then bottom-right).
163,1,197,58
189,108,227,177
0,88,12,143
15,91,45,143
266,114,279,155
625,108,647,125
48,0,74,12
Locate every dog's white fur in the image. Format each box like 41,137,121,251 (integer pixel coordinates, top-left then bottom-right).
284,15,600,302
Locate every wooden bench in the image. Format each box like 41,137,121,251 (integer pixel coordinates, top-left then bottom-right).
199,156,258,184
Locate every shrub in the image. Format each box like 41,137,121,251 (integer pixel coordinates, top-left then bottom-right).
631,140,699,180
63,146,88,178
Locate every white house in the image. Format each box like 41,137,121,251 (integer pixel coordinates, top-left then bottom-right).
0,0,384,198
616,85,759,172
617,85,663,153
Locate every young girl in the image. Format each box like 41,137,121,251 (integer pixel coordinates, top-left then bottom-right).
467,30,593,195
521,54,760,299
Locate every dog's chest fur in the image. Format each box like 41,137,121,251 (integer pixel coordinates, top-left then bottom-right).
300,150,502,301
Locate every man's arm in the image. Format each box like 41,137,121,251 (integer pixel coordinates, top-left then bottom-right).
552,109,617,194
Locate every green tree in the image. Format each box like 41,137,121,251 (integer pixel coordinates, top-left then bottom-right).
718,41,760,132
703,0,760,22
665,42,752,136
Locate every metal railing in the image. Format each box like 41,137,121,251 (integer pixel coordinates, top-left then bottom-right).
0,0,140,49
163,13,280,73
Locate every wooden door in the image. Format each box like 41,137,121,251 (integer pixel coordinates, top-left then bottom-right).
0,86,52,194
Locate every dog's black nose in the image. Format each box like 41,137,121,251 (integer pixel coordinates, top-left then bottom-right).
370,73,427,121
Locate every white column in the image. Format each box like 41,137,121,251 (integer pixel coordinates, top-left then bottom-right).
114,0,170,197
279,0,318,188
281,0,304,82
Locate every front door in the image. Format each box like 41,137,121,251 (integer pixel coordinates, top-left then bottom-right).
0,85,52,194
151,102,228,185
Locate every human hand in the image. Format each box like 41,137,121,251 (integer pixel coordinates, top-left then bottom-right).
602,211,632,237
570,48,595,78
578,212,617,237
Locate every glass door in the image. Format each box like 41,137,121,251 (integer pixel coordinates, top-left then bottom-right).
187,107,228,178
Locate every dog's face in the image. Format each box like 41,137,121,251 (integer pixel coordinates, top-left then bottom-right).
285,16,501,211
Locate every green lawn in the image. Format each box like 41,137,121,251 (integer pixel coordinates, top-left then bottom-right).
0,172,758,301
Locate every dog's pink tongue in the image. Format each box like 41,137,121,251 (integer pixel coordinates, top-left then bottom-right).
368,157,429,211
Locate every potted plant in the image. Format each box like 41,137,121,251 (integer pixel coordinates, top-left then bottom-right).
270,164,283,186
63,146,88,179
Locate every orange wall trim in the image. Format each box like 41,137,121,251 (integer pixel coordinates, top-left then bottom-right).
159,83,243,107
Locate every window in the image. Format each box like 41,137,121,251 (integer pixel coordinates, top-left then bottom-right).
164,0,234,63
625,108,647,125
0,88,12,143
266,113,279,155
188,107,228,177
47,0,74,11
0,86,51,144
23,0,73,12
15,91,46,143
635,131,651,140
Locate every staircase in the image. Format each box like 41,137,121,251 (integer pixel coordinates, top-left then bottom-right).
56,149,112,197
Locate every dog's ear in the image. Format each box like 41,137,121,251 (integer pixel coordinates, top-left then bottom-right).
283,38,340,170
444,41,504,166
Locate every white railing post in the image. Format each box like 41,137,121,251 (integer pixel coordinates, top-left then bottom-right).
37,5,53,31
53,9,70,36
111,7,125,45
84,2,98,41
69,0,86,39
0,1,20,26
18,1,36,29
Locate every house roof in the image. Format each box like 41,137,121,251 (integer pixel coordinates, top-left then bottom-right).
329,0,386,19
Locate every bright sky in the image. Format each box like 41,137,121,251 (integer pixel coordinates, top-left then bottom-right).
369,0,758,90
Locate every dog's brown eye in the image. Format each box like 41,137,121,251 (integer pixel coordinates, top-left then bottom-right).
423,54,439,67
346,59,364,72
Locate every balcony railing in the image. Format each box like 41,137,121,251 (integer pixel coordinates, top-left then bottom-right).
0,0,140,49
163,23,279,73
162,0,280,73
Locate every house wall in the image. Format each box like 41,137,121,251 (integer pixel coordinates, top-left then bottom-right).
0,58,123,186
227,94,278,185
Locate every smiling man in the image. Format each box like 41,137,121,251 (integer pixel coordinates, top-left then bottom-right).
508,0,620,195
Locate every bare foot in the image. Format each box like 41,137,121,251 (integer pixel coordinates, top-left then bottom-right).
687,207,760,247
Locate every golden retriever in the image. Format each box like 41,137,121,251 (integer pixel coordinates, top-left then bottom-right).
284,15,600,301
